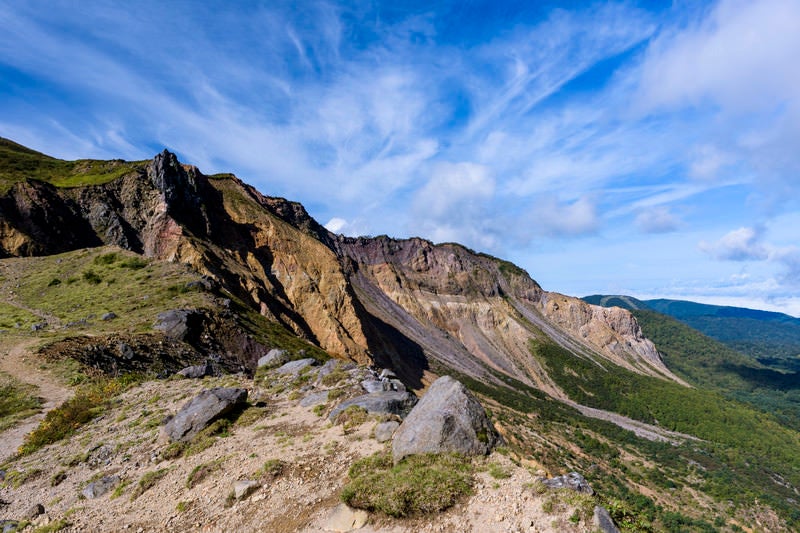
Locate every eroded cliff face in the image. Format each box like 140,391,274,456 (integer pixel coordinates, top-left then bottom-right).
0,147,680,388
336,235,683,390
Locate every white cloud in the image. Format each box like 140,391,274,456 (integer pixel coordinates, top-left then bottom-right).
530,195,599,237
635,207,680,234
324,217,348,233
699,227,769,261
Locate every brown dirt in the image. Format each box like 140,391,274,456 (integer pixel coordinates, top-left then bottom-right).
0,337,72,462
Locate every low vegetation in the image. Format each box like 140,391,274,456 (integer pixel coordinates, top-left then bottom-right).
19,374,141,456
341,452,474,517
0,371,42,431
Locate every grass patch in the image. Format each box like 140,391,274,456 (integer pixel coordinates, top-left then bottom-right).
132,468,170,499
0,371,42,431
341,452,474,517
258,459,285,479
186,458,226,488
19,375,141,455
335,405,369,433
31,519,70,533
487,462,512,480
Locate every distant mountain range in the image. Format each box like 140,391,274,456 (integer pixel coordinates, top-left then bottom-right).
583,295,800,369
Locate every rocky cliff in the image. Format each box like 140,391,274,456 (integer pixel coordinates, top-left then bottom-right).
0,140,679,392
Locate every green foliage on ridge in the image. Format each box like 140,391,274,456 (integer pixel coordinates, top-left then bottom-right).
0,137,144,194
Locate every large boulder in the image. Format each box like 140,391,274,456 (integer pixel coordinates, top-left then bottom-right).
161,387,247,442
329,392,417,421
392,376,500,463
176,362,215,379
153,309,204,341
274,358,317,376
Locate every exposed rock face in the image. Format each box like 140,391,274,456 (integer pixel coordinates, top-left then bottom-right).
161,387,247,442
594,506,621,533
391,376,500,463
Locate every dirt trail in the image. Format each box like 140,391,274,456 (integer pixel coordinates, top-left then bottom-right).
0,338,72,462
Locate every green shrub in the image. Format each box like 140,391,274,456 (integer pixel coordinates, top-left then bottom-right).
82,270,102,284
186,459,225,488
341,452,474,517
132,468,169,499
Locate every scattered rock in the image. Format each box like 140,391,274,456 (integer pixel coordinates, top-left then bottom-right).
30,323,45,331
87,444,114,467
117,342,135,360
82,475,121,499
257,349,288,368
389,379,406,392
392,375,500,463
177,363,214,379
274,358,317,376
593,505,621,533
21,503,44,520
322,503,369,532
373,421,400,442
300,391,330,408
233,480,260,500
161,387,248,442
329,391,417,422
540,472,594,495
101,312,117,321
360,379,388,393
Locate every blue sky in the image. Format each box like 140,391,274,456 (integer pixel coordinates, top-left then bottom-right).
1,0,799,316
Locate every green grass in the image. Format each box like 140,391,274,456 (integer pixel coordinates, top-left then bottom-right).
186,458,226,488
0,246,212,336
0,138,144,194
132,468,170,499
341,452,474,517
0,371,42,431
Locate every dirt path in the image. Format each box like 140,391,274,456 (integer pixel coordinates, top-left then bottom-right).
0,338,72,462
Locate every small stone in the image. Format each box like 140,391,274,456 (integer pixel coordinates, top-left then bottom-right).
233,480,260,500
360,379,388,393
82,475,121,499
22,503,44,520
101,312,117,321
322,503,368,532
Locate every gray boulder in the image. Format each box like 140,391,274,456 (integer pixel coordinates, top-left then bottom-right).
101,312,117,321
177,363,215,379
540,472,594,495
299,391,329,408
329,392,417,422
153,309,203,341
82,475,120,499
361,379,388,393
257,349,289,368
274,358,316,375
392,376,500,463
593,506,620,533
161,387,248,442
374,421,400,443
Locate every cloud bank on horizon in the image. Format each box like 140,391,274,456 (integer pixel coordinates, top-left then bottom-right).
1,0,799,315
